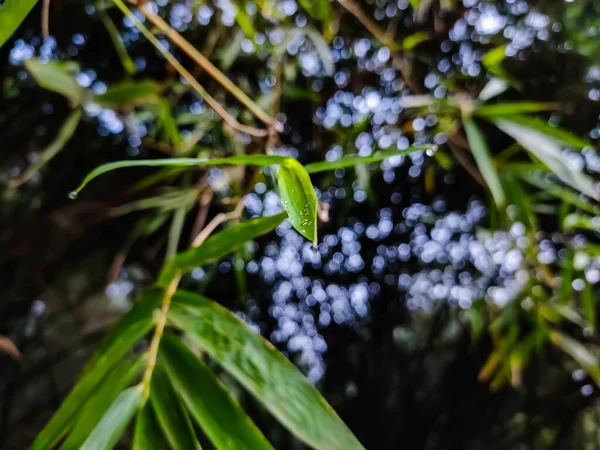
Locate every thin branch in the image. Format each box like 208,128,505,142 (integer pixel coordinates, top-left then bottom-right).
112,0,269,137
41,0,51,39
336,0,397,49
137,3,283,133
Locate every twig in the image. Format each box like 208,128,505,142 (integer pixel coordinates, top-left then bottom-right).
112,0,269,138
136,3,283,134
336,0,397,49
189,189,213,244
41,0,51,39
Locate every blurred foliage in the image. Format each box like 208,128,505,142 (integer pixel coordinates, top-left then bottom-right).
2,0,600,448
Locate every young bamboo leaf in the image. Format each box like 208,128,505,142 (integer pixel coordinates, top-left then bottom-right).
493,118,599,200
10,109,83,187
149,367,202,450
549,331,600,384
169,213,286,275
304,146,431,173
464,118,506,207
133,403,166,450
72,155,288,194
98,7,137,75
31,293,159,450
160,333,274,450
24,59,86,106
473,102,559,117
277,158,318,245
81,385,144,450
60,357,144,450
0,0,39,49
169,291,365,450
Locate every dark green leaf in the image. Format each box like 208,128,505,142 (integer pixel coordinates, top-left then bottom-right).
168,213,286,276
304,146,431,173
60,357,144,450
277,158,318,245
169,291,365,450
298,0,331,21
9,109,83,187
582,282,597,333
150,367,202,450
133,403,166,450
464,118,506,207
493,118,599,200
0,0,39,49
81,385,144,450
31,294,159,450
24,59,86,105
94,80,162,107
160,333,274,450
98,8,137,75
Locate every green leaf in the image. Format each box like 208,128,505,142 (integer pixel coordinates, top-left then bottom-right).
493,118,599,200
478,78,509,102
72,155,288,194
582,281,597,333
234,3,256,39
160,333,274,450
133,403,166,450
149,367,202,450
304,146,432,173
169,291,364,450
0,0,39,49
98,7,137,75
464,118,506,207
94,80,162,107
549,331,600,384
9,109,83,187
168,213,286,276
563,213,600,231
490,114,591,149
60,357,144,450
474,102,559,117
24,59,86,106
298,0,331,21
277,158,318,245
400,31,429,50
81,385,144,450
31,294,159,450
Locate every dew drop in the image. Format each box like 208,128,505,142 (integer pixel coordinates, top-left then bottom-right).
68,191,78,200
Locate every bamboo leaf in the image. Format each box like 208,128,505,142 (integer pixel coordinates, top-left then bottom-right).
94,80,162,107
478,78,508,102
490,114,591,149
464,118,506,207
31,294,159,450
582,281,597,333
493,118,599,200
304,146,431,173
169,291,365,450
0,0,39,49
549,331,600,385
24,59,86,106
81,385,144,450
149,367,202,450
277,158,318,245
298,0,331,21
60,357,144,450
10,109,83,187
160,333,274,450
98,7,137,75
169,213,286,276
72,155,288,194
474,102,559,117
133,403,166,450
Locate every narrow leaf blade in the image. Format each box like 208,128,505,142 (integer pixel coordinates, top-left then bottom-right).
169,291,364,450
24,59,86,105
133,403,166,450
160,333,273,450
277,158,318,245
464,118,506,207
149,367,202,450
81,385,144,450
